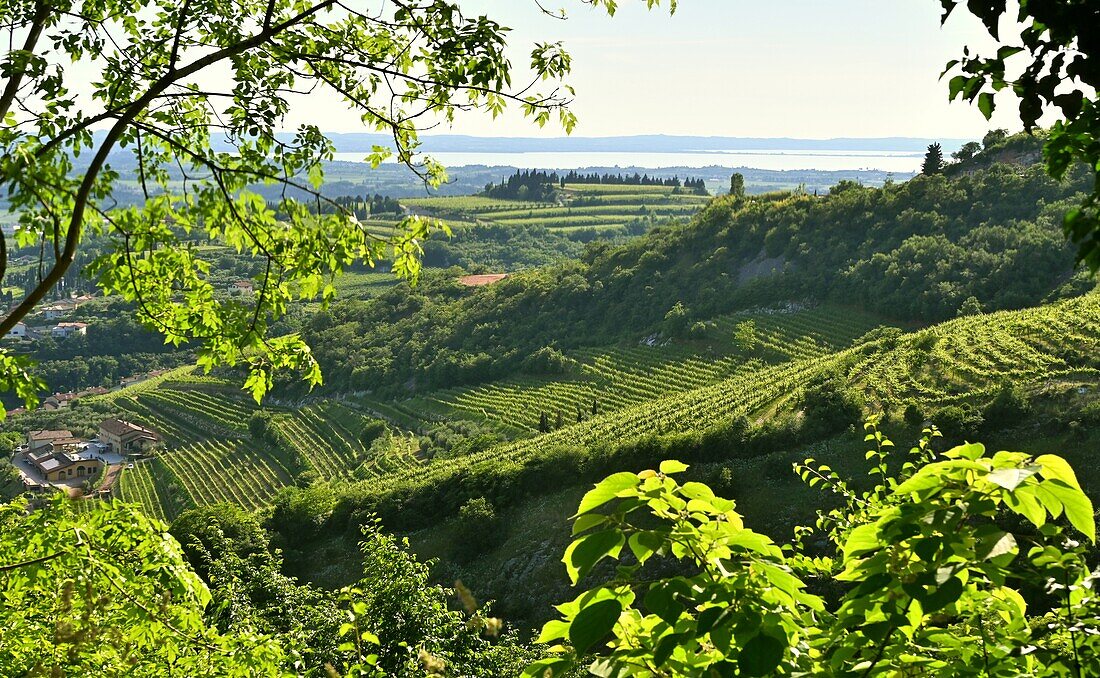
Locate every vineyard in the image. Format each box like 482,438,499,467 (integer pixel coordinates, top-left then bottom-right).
109,377,415,517
403,183,709,237
361,294,1100,501
410,305,889,433
108,292,1100,525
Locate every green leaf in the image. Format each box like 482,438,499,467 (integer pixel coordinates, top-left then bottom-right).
627,530,664,564
739,629,786,676
987,467,1036,491
568,599,622,655
893,470,943,496
842,523,881,560
644,580,686,626
535,619,570,644
977,530,1017,561
1036,454,1082,490
653,632,686,667
659,460,689,474
522,657,574,678
1043,480,1096,542
572,514,608,536
576,472,639,516
563,530,625,584
921,575,963,613
1004,489,1047,529
977,92,996,119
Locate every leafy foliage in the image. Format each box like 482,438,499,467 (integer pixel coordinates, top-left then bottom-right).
528,424,1100,676
941,0,1100,270
0,496,285,674
0,0,674,405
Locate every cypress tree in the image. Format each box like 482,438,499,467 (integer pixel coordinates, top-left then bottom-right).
921,143,945,175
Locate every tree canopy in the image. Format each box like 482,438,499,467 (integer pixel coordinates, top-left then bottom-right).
941,0,1100,270
0,0,673,406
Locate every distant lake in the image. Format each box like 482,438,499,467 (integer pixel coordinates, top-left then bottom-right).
331,149,923,173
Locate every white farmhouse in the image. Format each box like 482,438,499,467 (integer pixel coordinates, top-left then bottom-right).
51,322,88,339
5,322,28,340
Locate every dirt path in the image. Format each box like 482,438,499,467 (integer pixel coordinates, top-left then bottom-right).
98,464,124,495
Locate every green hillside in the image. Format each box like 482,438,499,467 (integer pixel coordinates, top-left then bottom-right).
262,292,1099,628
299,160,1096,399
9,148,1100,655
301,293,1096,532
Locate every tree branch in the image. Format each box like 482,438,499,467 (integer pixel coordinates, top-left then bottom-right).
0,0,49,122
0,0,343,337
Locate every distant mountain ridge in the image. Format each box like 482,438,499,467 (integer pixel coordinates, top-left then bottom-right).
86,130,966,157
315,133,968,154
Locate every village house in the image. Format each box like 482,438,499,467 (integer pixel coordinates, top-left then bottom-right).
43,301,75,320
42,295,93,320
26,445,103,483
228,280,254,296
5,321,27,340
98,418,159,454
27,429,79,453
41,392,78,410
51,321,88,339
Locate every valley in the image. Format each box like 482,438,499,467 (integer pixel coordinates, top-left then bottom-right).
4,1,1100,671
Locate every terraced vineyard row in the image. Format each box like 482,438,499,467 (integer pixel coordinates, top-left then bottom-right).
115,461,169,523
102,377,418,515
854,295,1100,406
272,401,425,480
385,354,831,493
85,365,200,404
157,440,293,511
423,305,886,432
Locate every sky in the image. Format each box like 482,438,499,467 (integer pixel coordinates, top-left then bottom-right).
280,0,1024,140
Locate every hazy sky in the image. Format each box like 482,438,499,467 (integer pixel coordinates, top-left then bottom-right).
282,0,1022,140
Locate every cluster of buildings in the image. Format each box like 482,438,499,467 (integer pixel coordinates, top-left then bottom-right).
4,295,95,342
16,418,160,491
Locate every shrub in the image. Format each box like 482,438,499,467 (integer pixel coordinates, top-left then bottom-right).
983,381,1031,430
933,404,985,440
903,402,925,427
522,346,576,375
662,301,691,338
359,418,388,447
800,370,862,437
452,497,503,562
